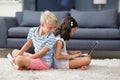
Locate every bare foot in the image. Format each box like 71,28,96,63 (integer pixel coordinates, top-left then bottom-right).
78,66,87,70
18,66,31,70
18,67,23,70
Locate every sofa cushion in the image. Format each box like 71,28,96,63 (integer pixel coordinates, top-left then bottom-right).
16,12,23,26
71,28,120,39
66,40,120,50
70,9,117,28
20,10,69,27
8,27,31,38
20,10,41,27
53,11,70,22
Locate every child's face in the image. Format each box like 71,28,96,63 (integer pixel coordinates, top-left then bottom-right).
42,23,55,34
70,27,77,36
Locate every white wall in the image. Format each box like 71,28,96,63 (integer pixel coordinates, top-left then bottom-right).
119,0,120,12
0,1,22,17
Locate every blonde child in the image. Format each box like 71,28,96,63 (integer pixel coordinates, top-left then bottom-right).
53,17,91,70
12,10,57,70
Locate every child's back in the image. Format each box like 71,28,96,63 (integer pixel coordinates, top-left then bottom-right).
54,35,69,69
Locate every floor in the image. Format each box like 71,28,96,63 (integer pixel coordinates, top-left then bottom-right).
1,48,120,59
0,48,13,58
0,58,120,80
0,48,120,80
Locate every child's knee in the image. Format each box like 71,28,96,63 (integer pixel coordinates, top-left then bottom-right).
86,57,91,65
15,56,24,65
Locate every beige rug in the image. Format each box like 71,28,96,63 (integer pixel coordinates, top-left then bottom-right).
0,58,120,80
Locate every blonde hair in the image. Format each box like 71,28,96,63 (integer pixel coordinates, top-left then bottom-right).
40,10,57,25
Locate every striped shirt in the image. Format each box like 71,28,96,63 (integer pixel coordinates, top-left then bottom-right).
27,27,56,66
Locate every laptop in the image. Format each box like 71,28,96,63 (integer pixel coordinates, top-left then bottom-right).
87,41,99,55
69,41,99,60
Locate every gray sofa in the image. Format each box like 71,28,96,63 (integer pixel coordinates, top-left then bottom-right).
0,9,120,58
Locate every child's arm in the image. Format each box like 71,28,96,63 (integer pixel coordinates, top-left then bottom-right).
67,50,82,55
17,39,32,56
28,47,49,59
55,40,81,60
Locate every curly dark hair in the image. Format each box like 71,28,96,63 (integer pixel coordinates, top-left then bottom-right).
54,16,78,40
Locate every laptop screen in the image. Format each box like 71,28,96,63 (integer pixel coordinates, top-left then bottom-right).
87,41,99,55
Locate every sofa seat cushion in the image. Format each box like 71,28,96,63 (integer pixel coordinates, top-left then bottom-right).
71,28,120,39
8,27,31,38
66,40,120,50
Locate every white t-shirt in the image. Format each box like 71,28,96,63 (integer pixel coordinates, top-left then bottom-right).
53,35,69,69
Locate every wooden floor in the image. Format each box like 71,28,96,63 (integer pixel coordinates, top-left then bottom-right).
0,48,13,58
0,48,120,58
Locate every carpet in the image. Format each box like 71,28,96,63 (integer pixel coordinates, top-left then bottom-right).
0,58,120,80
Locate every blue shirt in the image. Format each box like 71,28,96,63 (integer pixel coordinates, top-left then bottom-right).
27,27,56,66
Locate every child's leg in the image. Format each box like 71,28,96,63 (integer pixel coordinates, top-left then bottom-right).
15,55,51,70
78,66,87,70
69,56,91,69
14,56,31,70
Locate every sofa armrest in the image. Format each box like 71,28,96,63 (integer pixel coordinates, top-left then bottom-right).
117,13,120,27
4,17,17,29
0,17,7,47
0,17,17,48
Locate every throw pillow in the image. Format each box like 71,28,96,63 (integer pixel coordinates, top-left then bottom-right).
16,12,23,26
70,9,117,28
20,10,69,27
20,10,41,27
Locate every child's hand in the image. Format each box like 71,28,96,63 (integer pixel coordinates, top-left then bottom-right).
69,53,81,60
82,53,88,56
73,50,82,54
72,53,81,58
68,50,82,55
13,52,22,58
